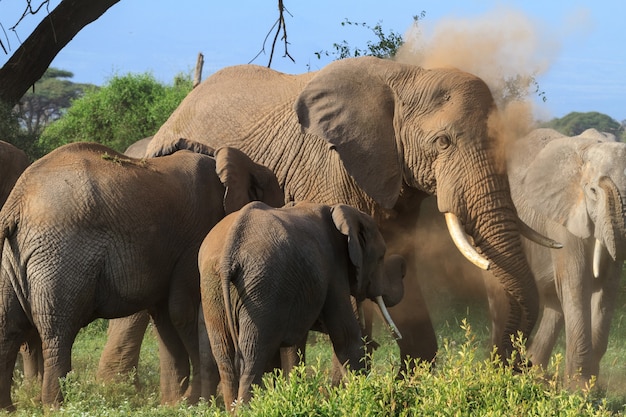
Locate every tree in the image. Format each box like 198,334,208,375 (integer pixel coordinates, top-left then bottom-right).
1,1,289,109
540,111,625,140
0,0,121,107
38,72,193,155
314,15,424,61
16,67,91,136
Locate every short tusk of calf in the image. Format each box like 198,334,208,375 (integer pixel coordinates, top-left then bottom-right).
444,212,491,271
376,296,402,340
517,219,563,249
593,239,604,279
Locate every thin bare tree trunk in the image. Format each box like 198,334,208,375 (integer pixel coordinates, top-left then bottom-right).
193,52,204,88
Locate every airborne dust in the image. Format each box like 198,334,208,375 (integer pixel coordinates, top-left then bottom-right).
387,7,563,320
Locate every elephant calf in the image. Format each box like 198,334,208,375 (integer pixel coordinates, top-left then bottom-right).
0,141,284,412
199,201,402,409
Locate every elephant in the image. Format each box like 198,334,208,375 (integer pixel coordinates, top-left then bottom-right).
0,141,40,381
411,127,626,387
0,140,29,206
484,128,626,387
198,201,402,408
0,141,284,411
141,55,558,369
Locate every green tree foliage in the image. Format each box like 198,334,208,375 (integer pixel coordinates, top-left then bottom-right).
314,13,425,61
16,68,90,136
38,72,193,155
540,111,625,141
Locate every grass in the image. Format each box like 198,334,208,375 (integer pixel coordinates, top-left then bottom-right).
3,291,626,416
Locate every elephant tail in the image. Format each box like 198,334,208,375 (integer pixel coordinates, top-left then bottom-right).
0,197,19,262
221,263,241,362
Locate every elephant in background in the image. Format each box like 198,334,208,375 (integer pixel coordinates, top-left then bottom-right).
485,128,626,386
0,142,284,411
0,140,29,205
412,128,626,387
199,201,402,408
143,56,557,367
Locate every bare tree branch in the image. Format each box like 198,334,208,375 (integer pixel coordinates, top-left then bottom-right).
249,0,294,68
0,0,121,107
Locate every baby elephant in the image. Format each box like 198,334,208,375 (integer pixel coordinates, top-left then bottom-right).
199,200,401,408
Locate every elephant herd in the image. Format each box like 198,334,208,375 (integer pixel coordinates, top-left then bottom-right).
0,56,624,412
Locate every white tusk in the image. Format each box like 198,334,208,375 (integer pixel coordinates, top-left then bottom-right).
593,239,604,279
444,212,491,271
517,219,563,249
376,296,402,340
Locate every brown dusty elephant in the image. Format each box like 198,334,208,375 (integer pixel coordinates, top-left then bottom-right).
139,56,558,369
0,141,40,382
199,201,402,409
0,141,284,411
412,128,626,388
95,137,154,386
485,128,626,387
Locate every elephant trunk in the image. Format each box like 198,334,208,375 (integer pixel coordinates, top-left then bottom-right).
598,176,626,261
465,176,539,358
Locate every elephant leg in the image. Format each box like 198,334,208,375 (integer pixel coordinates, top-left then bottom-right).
97,310,150,386
553,250,594,385
528,303,564,369
168,254,203,404
205,305,238,409
279,334,307,377
150,306,191,405
589,260,622,376
197,307,219,400
20,328,43,383
387,270,437,374
236,315,277,406
35,316,79,407
0,289,33,411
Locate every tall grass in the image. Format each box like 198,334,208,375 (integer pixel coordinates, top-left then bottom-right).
3,294,626,416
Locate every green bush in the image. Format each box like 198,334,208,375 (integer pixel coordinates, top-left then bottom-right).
4,317,622,416
37,72,192,156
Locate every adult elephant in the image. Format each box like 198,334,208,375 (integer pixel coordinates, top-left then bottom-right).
144,56,556,366
0,140,29,205
485,128,626,387
0,142,284,411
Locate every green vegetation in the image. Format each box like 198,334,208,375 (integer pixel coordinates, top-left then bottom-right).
540,111,625,141
5,296,626,416
37,72,193,156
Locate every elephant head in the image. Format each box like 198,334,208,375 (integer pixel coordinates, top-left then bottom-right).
330,204,402,339
513,128,626,272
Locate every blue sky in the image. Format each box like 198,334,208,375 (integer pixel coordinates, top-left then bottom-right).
0,1,624,122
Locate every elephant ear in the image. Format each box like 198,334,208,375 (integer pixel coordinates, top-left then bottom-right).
331,204,366,293
214,147,285,214
294,57,401,209
521,137,592,239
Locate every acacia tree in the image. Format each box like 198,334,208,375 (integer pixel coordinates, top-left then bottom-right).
0,0,290,108
0,0,120,107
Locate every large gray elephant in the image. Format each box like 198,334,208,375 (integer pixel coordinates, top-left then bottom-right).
412,127,626,387
485,128,626,387
143,56,556,367
199,201,402,408
0,142,284,411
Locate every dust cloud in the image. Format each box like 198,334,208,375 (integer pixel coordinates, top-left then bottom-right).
395,6,561,168
388,7,566,319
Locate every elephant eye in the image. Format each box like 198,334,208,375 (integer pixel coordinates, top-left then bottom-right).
436,135,451,150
